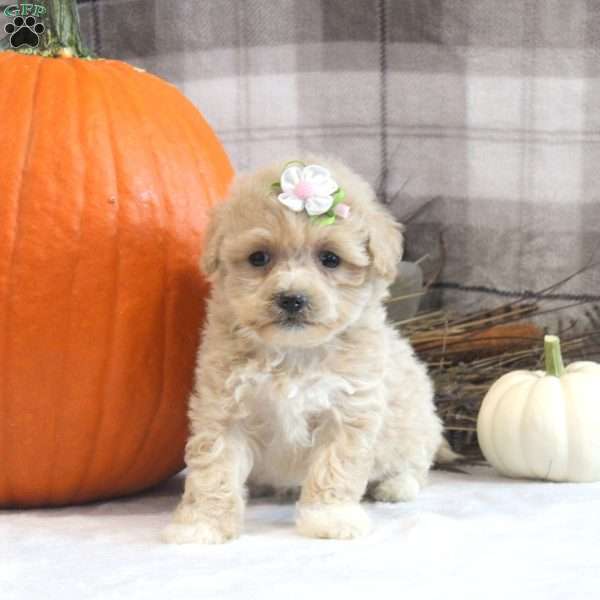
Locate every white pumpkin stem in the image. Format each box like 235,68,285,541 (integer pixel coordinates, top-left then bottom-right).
544,335,565,377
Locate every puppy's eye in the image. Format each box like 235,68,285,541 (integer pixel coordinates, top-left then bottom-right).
319,250,341,269
248,250,270,267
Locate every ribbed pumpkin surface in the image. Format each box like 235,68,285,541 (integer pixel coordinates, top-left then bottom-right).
0,52,232,506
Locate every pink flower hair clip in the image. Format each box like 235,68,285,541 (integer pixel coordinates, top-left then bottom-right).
271,161,351,225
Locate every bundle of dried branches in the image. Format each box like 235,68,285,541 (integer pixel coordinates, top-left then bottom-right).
392,269,600,460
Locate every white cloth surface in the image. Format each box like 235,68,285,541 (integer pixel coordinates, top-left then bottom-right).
1,466,599,600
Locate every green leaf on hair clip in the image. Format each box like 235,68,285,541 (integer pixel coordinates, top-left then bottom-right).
332,187,346,205
317,214,337,226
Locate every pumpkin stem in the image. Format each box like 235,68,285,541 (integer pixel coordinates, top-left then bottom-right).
7,0,92,58
544,335,565,378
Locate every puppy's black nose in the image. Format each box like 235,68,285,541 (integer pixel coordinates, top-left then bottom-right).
276,293,307,314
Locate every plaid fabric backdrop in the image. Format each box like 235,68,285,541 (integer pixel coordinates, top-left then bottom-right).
5,1,600,317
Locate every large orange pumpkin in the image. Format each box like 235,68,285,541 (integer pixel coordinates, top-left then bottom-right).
0,0,232,506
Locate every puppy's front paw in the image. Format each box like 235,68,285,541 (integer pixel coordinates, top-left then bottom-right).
295,503,371,540
371,473,421,503
161,521,237,545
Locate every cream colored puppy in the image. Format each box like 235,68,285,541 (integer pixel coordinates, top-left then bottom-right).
163,156,445,543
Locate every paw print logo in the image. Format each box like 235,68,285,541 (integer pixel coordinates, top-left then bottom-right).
4,15,45,49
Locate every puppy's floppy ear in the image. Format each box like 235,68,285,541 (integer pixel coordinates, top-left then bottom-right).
367,205,405,281
200,204,225,277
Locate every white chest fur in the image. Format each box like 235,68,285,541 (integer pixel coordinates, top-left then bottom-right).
228,353,355,446
224,350,357,486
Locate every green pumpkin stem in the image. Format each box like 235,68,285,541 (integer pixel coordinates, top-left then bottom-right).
544,335,565,378
12,0,92,58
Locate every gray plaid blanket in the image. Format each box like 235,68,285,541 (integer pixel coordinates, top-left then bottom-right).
8,1,600,320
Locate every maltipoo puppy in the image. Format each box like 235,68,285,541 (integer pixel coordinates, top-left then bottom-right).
163,156,447,543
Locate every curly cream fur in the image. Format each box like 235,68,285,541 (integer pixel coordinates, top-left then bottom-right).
163,156,444,544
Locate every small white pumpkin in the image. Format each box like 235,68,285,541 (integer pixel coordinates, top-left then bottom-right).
477,335,600,482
